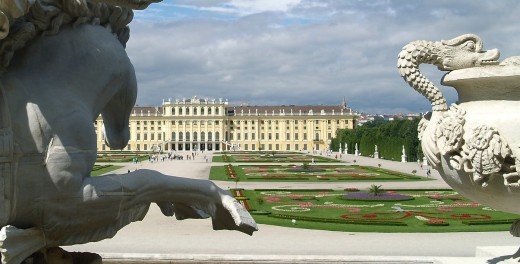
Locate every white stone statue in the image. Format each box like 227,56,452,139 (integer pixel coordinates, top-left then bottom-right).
354,143,359,156
374,145,379,159
398,34,520,235
0,1,257,263
401,145,406,163
344,143,348,154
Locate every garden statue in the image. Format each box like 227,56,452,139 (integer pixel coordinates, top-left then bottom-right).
354,143,359,156
344,143,348,154
401,145,406,163
0,0,257,263
374,145,379,159
397,34,520,233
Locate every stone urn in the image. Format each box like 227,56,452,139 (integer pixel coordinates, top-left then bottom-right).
398,34,520,215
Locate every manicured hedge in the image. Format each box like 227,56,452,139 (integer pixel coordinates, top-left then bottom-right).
271,213,407,226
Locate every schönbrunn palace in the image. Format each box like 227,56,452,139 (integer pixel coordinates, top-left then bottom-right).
95,96,356,152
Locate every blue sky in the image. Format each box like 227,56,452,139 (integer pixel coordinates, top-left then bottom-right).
127,0,520,114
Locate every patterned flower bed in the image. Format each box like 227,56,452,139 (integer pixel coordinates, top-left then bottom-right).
213,153,338,163
233,189,520,232
342,192,414,201
210,164,427,182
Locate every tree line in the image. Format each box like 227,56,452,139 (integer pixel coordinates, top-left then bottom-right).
330,118,422,162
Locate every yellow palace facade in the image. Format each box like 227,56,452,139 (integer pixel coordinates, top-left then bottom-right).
95,96,356,152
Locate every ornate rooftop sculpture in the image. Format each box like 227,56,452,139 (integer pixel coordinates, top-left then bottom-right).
0,1,257,263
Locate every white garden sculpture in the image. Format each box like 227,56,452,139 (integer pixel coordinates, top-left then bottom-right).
398,34,520,233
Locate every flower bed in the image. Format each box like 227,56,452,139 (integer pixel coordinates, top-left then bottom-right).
286,167,326,172
342,192,414,201
425,219,449,226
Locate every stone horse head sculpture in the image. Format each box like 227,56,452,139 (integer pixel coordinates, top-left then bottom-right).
0,1,257,263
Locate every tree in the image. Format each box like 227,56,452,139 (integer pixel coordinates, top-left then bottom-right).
332,118,422,162
369,184,384,196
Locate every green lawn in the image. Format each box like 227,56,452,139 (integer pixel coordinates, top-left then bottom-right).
210,164,428,182
91,164,122,176
96,154,149,163
234,189,520,232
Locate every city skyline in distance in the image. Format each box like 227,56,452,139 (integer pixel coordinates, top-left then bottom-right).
127,0,520,114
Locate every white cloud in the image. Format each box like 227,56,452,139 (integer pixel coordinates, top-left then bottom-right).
126,0,520,114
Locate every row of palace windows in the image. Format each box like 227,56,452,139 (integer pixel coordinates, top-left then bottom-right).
120,118,349,129
135,131,221,142
166,107,221,116
134,120,221,126
133,131,330,142
226,132,329,141
228,119,349,125
236,143,310,151
101,142,314,152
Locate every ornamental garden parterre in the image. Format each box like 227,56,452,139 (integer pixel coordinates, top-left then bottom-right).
210,164,428,182
233,189,520,232
211,151,520,232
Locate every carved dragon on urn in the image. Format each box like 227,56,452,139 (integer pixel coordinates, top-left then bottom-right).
398,34,519,188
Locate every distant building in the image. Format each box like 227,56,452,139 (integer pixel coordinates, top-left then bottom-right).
95,96,357,152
